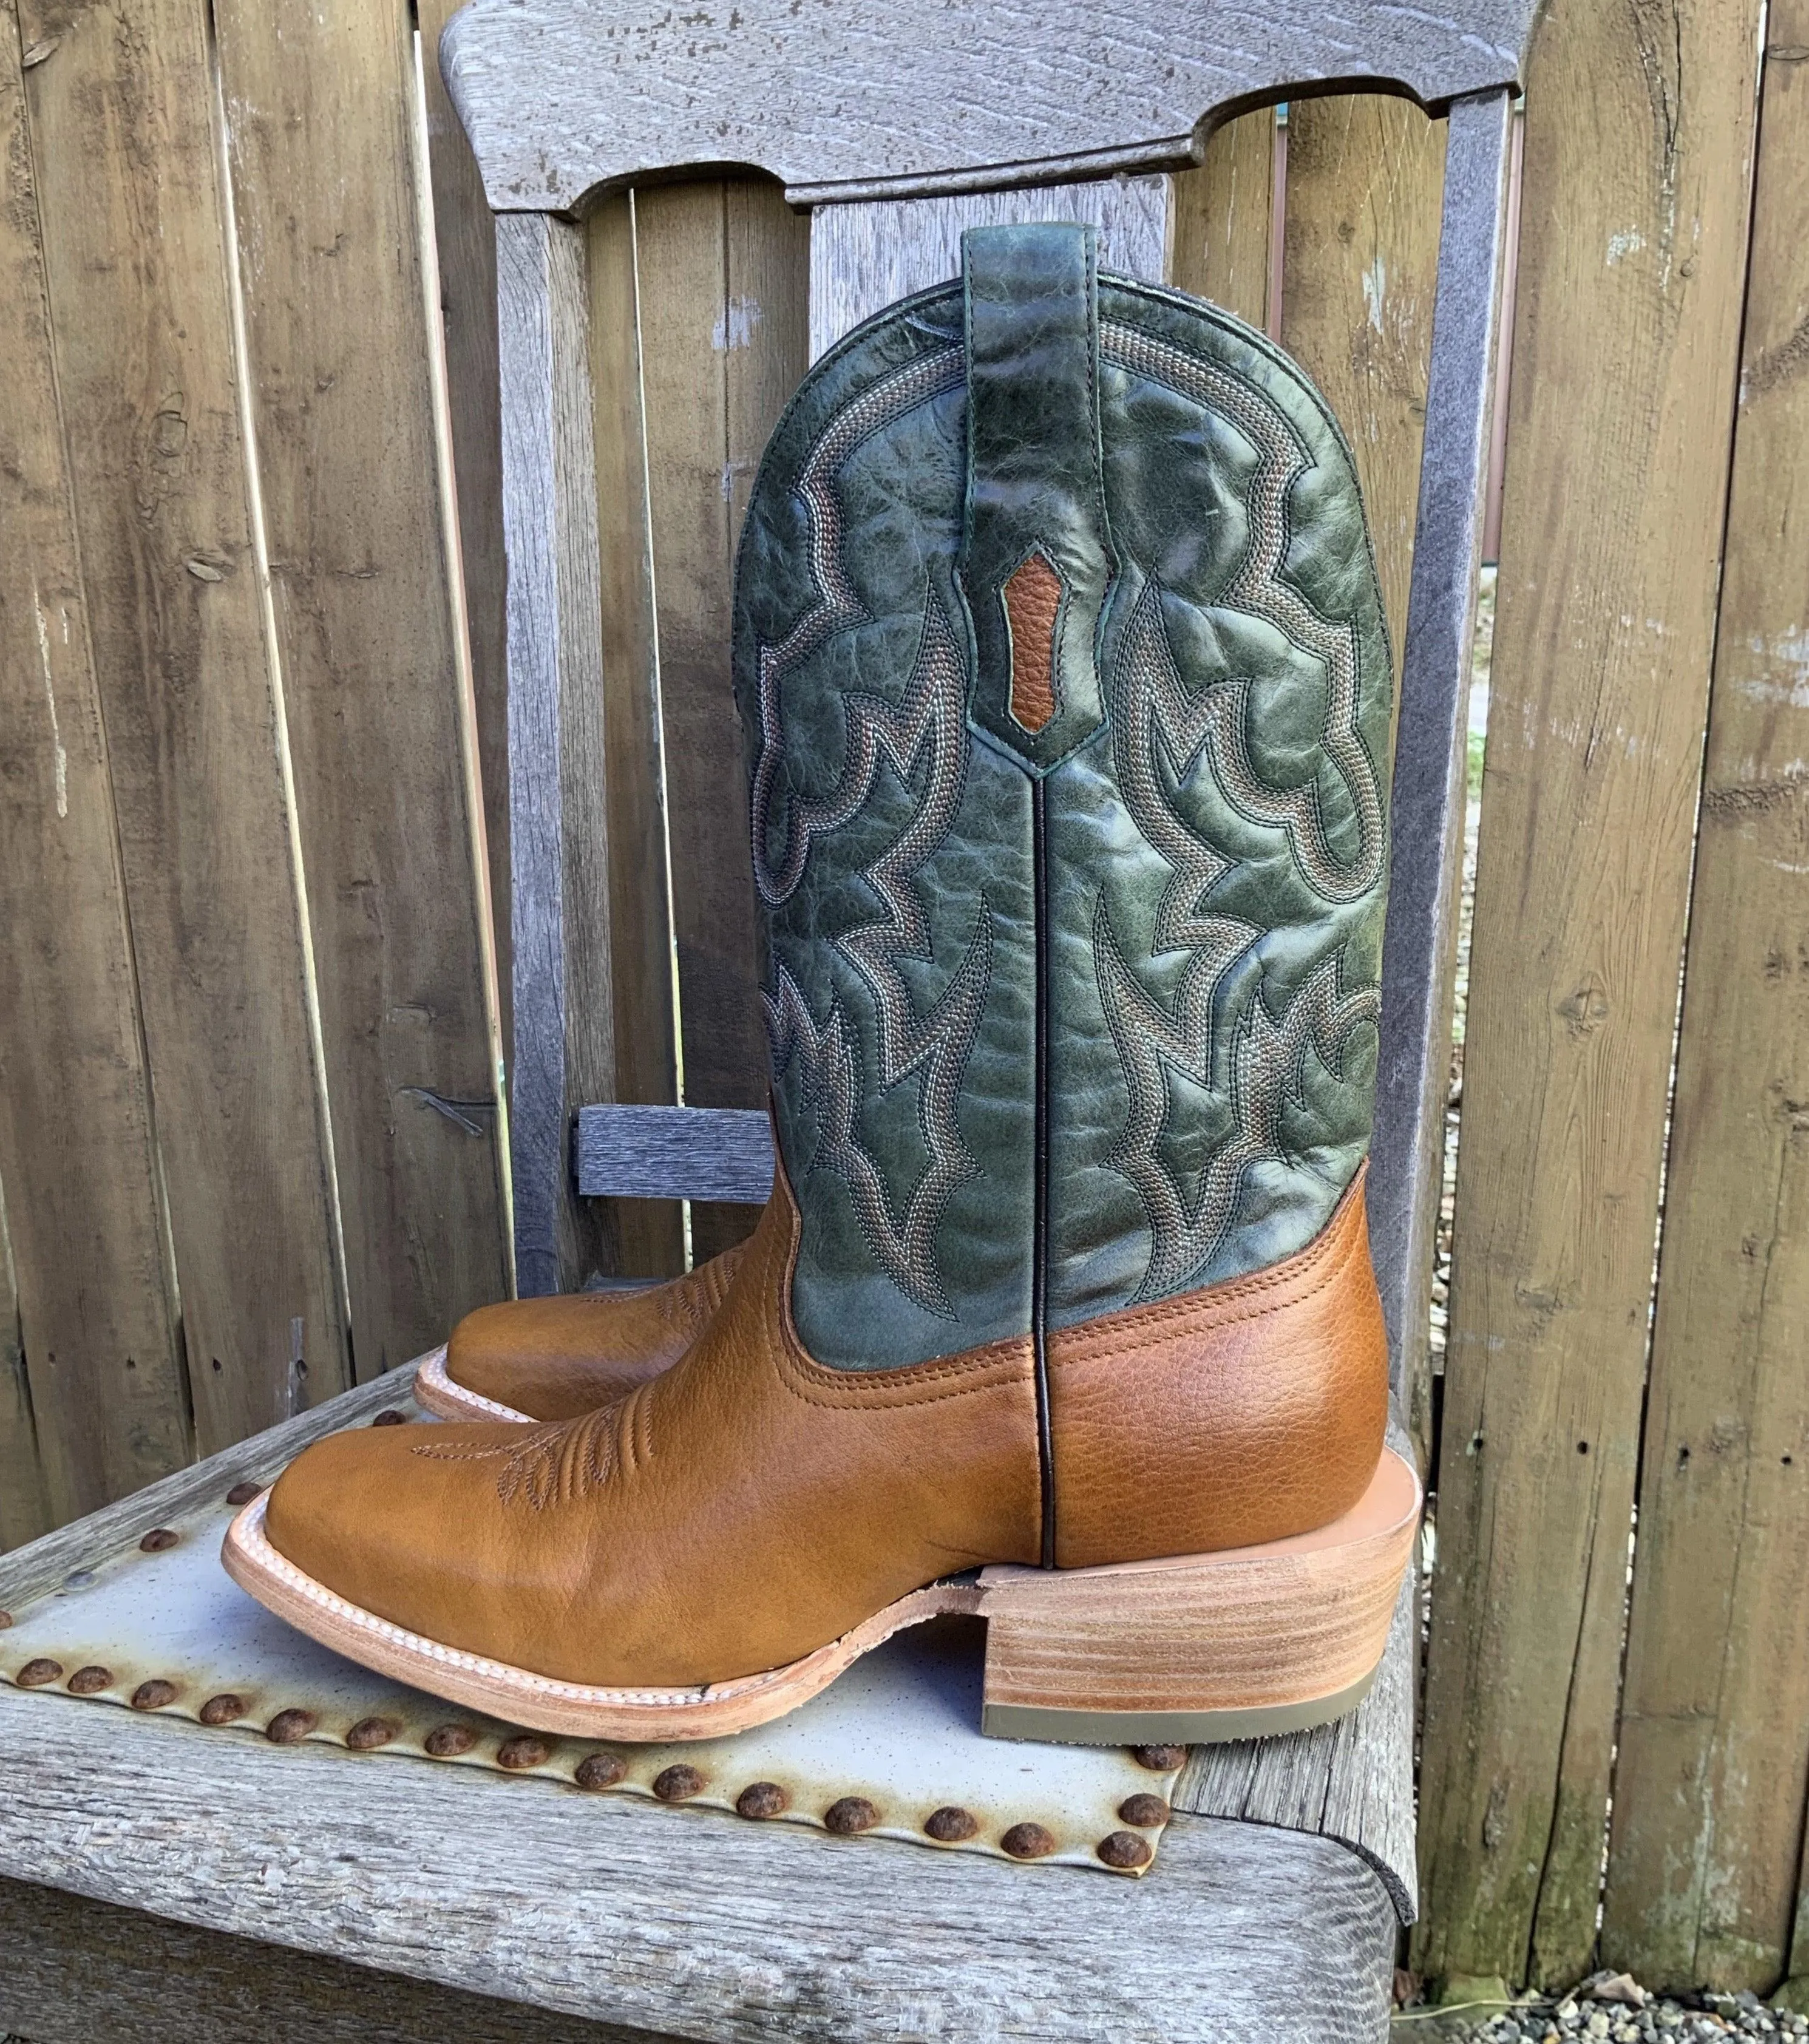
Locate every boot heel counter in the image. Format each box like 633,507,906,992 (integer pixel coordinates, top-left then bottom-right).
1048,1171,1390,1569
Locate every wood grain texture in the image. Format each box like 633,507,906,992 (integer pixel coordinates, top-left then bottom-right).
16,0,348,1456
497,212,617,1295
1281,96,1445,699
1170,110,1275,330
440,0,1541,212
0,1685,1397,2043
0,1876,685,2044
1279,90,1448,1456
0,1176,51,1552
419,0,513,1065
1414,0,1763,1993
633,180,809,1265
1600,13,1809,1996
575,1105,773,1204
587,194,684,1278
807,177,1170,361
214,0,509,1378
0,2,193,1524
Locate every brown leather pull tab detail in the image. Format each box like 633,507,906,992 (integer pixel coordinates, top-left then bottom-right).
1004,551,1063,733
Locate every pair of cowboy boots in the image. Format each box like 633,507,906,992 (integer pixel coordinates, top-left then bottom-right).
227,225,1418,1747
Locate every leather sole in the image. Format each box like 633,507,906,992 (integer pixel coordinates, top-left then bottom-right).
411,1345,534,1426
221,1447,1419,1747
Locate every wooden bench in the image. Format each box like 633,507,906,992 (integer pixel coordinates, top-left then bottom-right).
0,0,1539,2035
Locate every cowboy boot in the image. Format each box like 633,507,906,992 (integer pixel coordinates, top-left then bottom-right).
414,1244,747,1423
228,225,1419,1748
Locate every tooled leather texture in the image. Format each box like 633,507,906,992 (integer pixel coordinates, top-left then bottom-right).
733,225,1393,1368
446,1243,747,1422
265,1167,1385,1688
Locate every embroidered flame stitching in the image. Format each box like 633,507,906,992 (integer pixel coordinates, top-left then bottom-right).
762,592,990,1317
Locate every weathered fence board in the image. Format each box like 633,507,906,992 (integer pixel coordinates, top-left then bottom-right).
21,0,353,1450
0,21,189,1529
1170,110,1275,331
0,1176,50,1551
1415,0,1763,1994
213,0,509,1378
22,0,352,1480
418,0,515,1067
1600,13,1809,1997
1278,94,1447,1455
630,181,809,1265
496,211,619,1295
585,193,685,1280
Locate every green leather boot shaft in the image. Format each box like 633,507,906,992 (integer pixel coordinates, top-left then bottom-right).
735,226,1393,1370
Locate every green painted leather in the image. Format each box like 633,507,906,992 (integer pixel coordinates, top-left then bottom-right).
733,225,1392,1370
959,224,1113,773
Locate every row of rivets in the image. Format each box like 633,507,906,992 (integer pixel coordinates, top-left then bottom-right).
5,1654,1166,1869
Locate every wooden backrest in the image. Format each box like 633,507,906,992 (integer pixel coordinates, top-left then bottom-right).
440,0,1541,1410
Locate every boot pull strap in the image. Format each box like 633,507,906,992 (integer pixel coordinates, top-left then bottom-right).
959,223,1115,775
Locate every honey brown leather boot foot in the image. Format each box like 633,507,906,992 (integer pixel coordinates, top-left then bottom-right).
413,1242,747,1423
229,226,1419,1745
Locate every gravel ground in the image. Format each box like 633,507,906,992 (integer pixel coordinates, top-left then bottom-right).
1394,1975,1809,2042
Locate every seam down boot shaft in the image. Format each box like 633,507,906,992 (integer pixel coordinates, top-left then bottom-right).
229,226,1413,1742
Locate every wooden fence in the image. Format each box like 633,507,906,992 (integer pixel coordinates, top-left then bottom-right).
0,0,1804,2004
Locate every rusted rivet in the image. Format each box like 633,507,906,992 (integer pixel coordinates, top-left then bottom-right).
131,1679,178,1711
497,1734,550,1770
67,1665,114,1695
1000,1821,1057,1860
1129,1744,1187,1771
0,1611,13,1629
226,1482,262,1507
425,1723,477,1757
372,1410,407,1427
347,1716,400,1751
16,1658,63,1687
1118,1793,1170,1828
736,1781,788,1820
653,1764,706,1802
824,1796,880,1835
574,1753,625,1791
139,1527,179,1552
1097,1830,1153,1870
923,1805,979,1843
200,1693,245,1726
266,1708,317,1744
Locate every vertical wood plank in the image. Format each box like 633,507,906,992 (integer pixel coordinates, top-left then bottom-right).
0,4,186,1527
633,179,809,1264
417,0,511,1068
1601,12,1809,1996
1170,110,1275,330
212,0,509,1374
1277,92,1448,1455
0,1173,52,1549
16,0,350,1476
1280,96,1446,696
497,212,617,1295
1414,0,1763,1993
587,194,684,1278
807,176,1169,358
